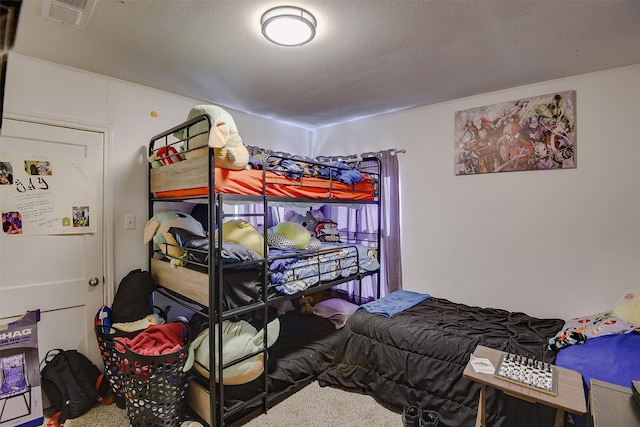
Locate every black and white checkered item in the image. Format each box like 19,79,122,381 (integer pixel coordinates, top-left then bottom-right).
494,353,558,395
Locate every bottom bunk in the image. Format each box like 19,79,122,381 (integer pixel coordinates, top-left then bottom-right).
186,305,352,426
317,292,566,427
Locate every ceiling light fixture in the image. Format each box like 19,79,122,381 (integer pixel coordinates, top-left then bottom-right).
261,6,316,47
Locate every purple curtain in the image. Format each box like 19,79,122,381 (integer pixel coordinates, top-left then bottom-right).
316,149,404,297
376,149,403,294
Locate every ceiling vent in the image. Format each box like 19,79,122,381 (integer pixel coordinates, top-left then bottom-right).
42,0,97,28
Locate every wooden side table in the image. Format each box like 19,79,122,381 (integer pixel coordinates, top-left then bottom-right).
589,378,640,427
463,345,587,427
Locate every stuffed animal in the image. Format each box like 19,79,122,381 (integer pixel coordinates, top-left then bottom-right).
184,318,280,385
269,221,311,250
174,104,240,137
172,104,250,170
298,296,314,315
148,145,184,168
143,210,207,266
284,209,321,238
217,219,265,257
315,220,340,242
292,290,330,315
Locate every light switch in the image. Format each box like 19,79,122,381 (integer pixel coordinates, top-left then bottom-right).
124,214,135,230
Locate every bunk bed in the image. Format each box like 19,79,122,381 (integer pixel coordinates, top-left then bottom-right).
317,294,566,427
147,113,382,427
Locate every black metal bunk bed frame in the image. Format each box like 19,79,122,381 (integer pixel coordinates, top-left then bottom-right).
148,114,382,426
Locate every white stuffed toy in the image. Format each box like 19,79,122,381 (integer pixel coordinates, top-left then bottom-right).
173,104,249,170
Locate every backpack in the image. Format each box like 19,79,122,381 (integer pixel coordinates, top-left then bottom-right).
110,268,156,323
40,349,112,426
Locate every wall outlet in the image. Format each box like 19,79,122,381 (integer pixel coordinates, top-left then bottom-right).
124,214,135,230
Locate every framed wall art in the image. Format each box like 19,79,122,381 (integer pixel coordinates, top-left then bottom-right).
454,90,576,175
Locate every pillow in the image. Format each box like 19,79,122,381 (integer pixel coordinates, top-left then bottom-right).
219,242,262,264
307,237,322,250
220,219,264,257
267,231,322,251
313,298,359,329
169,227,262,265
267,221,311,249
168,227,208,264
275,300,295,316
548,311,636,350
169,227,207,248
614,289,640,327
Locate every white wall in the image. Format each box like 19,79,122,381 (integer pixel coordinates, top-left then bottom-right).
3,54,310,294
313,65,640,320
5,54,639,320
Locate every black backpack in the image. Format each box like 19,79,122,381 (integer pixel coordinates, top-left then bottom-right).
40,349,112,426
110,269,156,323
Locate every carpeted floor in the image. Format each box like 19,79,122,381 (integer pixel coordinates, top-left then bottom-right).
42,381,402,426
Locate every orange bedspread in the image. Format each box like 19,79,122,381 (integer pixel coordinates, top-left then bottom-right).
155,168,375,200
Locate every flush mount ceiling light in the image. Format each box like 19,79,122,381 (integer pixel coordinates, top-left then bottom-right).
261,6,317,47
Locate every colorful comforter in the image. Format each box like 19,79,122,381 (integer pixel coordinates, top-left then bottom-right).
268,244,379,295
249,154,364,185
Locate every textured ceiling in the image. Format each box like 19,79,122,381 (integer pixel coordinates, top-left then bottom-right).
11,0,640,129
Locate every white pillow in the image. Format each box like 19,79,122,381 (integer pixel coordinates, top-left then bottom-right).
313,298,359,329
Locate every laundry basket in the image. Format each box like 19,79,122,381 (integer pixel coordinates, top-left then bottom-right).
114,322,190,427
95,325,140,409
94,304,169,409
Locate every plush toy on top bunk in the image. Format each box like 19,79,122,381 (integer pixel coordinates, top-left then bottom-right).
150,104,250,170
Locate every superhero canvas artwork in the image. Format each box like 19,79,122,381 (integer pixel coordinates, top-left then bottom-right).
454,90,576,175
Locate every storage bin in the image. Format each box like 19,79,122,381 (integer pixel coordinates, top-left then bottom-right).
113,322,190,427
95,325,140,409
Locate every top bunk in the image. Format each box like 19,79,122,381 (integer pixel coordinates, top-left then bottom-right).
148,114,380,203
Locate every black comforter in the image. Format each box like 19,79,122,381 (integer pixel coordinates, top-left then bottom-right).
317,297,565,427
201,310,347,425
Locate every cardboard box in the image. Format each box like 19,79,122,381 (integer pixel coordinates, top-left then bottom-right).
0,311,43,427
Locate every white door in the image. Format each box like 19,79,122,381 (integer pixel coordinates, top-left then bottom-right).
0,118,105,367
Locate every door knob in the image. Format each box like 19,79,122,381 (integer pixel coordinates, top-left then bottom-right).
88,277,100,286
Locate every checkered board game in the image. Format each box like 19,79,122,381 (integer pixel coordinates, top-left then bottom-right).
494,353,558,395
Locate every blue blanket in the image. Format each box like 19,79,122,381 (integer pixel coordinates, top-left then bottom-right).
248,154,363,185
555,332,640,427
555,332,640,388
359,290,430,317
